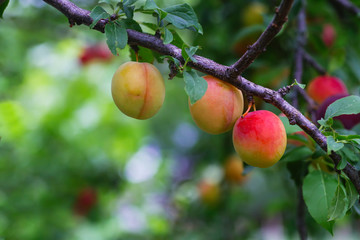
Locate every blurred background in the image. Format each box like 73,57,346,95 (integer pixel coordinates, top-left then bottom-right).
1,0,360,239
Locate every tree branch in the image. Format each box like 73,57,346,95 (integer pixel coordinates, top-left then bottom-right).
297,187,307,240
42,0,360,195
302,51,327,75
292,0,317,123
228,0,294,77
329,0,360,16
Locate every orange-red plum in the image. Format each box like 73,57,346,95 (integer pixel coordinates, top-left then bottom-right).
232,110,287,168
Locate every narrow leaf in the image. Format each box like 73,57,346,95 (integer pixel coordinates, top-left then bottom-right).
338,144,360,164
336,152,348,170
123,0,137,6
163,28,173,44
326,136,344,154
303,170,337,234
121,18,142,32
293,79,306,89
328,183,348,221
0,0,9,19
184,46,199,63
318,118,333,128
105,21,128,55
281,146,313,163
183,70,208,105
123,5,135,19
345,178,358,210
90,6,110,28
163,4,203,34
144,0,158,10
325,96,360,120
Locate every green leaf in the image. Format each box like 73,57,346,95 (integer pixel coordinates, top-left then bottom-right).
144,0,158,10
318,118,333,128
345,177,358,211
129,46,154,63
303,170,337,234
0,0,9,19
279,116,303,134
293,79,306,89
89,6,111,28
328,183,348,221
163,4,203,34
169,30,187,48
165,56,181,67
287,160,308,187
121,18,142,32
281,146,313,163
141,22,158,31
183,70,208,105
123,0,137,6
326,136,344,154
338,144,360,164
163,28,173,44
99,0,113,3
336,153,348,170
123,5,135,19
182,46,199,63
105,21,128,55
324,96,360,120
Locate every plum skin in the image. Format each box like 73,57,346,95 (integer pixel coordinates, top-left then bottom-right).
232,110,287,168
189,75,244,134
111,61,165,120
307,75,348,104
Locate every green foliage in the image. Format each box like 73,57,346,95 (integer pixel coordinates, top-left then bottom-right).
89,6,110,28
183,69,207,104
279,116,303,134
316,96,360,169
163,4,203,34
328,180,348,221
324,95,360,120
105,20,128,54
0,0,9,18
303,170,337,234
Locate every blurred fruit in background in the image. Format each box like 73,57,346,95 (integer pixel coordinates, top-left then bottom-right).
307,75,348,104
224,155,248,184
73,187,97,216
321,24,336,48
197,180,220,206
79,43,113,65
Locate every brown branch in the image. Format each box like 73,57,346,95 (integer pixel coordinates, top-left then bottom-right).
292,0,317,123
302,51,327,75
227,0,294,77
42,0,360,195
292,0,306,109
297,187,308,240
329,0,360,16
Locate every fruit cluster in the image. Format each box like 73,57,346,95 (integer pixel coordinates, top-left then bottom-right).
111,62,287,168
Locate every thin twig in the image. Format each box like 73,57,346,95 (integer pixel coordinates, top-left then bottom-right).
297,187,308,240
302,51,327,75
292,0,317,122
292,0,306,109
329,0,360,16
228,0,294,77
